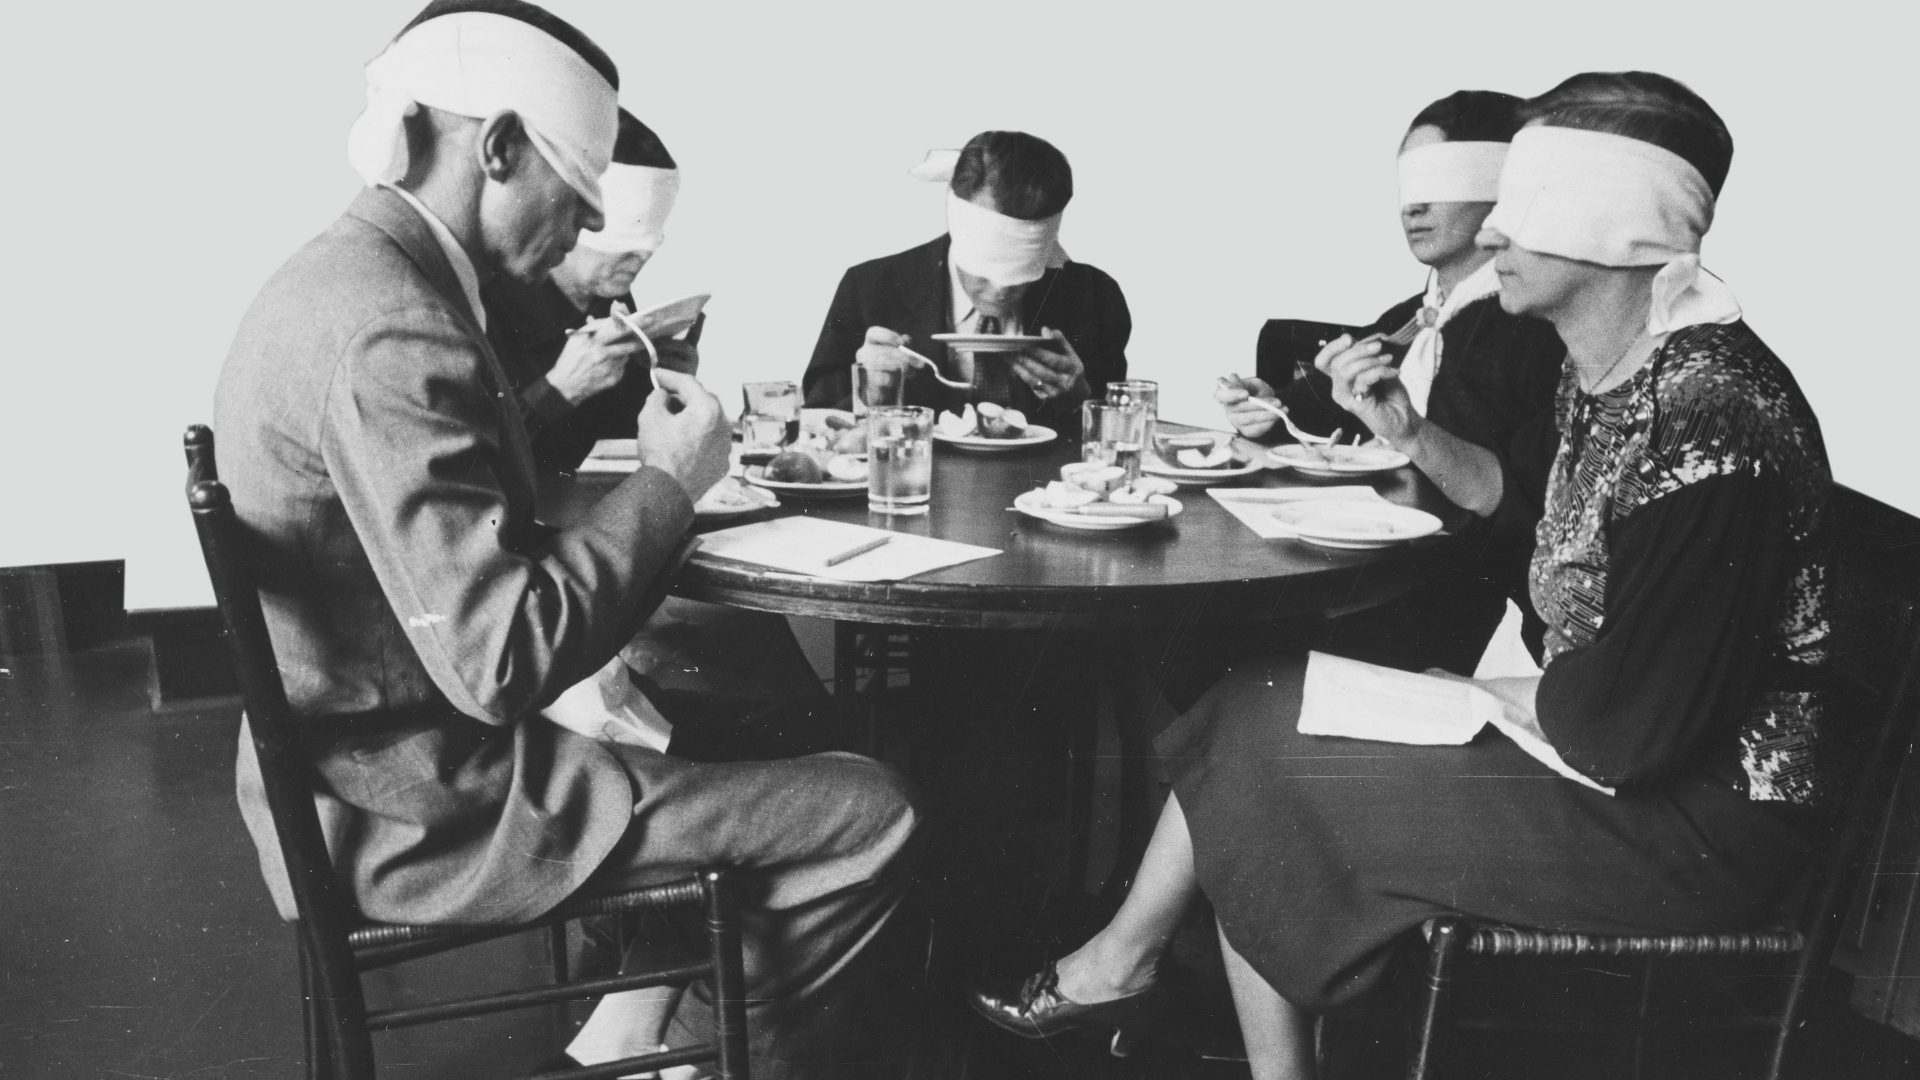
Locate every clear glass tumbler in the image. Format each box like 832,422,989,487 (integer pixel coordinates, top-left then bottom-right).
1106,380,1159,462
852,360,907,418
867,405,935,515
1081,399,1148,484
739,380,801,463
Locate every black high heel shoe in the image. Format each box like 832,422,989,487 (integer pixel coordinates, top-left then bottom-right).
967,960,1166,1057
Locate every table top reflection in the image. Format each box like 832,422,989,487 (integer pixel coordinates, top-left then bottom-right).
549,424,1457,630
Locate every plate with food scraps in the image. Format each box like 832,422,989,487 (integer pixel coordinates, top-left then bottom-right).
1143,431,1267,485
1267,443,1411,478
743,462,869,497
1013,487,1184,531
932,403,1056,451
694,476,781,518
930,332,1053,350
1269,500,1442,550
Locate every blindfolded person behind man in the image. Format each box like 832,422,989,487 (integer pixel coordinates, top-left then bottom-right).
802,130,1130,431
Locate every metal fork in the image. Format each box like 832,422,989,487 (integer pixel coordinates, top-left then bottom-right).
895,346,974,390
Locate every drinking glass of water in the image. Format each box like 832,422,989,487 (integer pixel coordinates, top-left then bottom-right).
1106,380,1159,462
852,360,907,418
868,405,934,515
1081,399,1147,483
740,380,801,463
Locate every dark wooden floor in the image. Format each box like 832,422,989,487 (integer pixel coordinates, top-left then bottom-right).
2,639,1916,1078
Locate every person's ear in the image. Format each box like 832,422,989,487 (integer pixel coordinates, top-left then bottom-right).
476,110,527,183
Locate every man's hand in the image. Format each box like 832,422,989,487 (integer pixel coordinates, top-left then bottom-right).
1213,374,1281,439
635,368,731,502
854,326,915,372
652,338,700,375
1316,334,1420,445
1012,328,1089,403
546,318,642,405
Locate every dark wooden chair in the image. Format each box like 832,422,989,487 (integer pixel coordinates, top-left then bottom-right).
1404,485,1920,1080
182,424,750,1080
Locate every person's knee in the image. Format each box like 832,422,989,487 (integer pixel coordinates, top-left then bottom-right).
812,752,923,865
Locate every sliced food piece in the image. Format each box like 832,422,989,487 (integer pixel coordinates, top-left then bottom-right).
995,408,1029,437
825,454,870,482
1130,476,1179,497
1177,445,1235,469
1043,481,1101,509
765,451,824,484
1060,461,1104,483
1108,485,1149,505
936,407,977,438
1070,465,1130,493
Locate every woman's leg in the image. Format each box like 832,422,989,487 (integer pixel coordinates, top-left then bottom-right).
1219,923,1317,1080
1051,793,1200,1002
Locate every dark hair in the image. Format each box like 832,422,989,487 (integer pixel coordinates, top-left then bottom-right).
400,0,618,90
950,131,1073,220
1407,90,1525,143
613,109,675,169
1522,71,1732,195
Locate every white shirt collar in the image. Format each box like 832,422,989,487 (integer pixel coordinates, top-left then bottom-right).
381,184,487,331
1423,258,1501,327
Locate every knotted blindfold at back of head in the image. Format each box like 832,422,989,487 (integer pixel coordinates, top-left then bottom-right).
346,10,619,212
1484,125,1740,334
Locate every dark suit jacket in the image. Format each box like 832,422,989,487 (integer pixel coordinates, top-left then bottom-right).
215,187,696,924
802,235,1130,431
482,276,655,472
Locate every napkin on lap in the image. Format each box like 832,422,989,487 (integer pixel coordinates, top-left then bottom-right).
1299,650,1613,794
542,655,674,752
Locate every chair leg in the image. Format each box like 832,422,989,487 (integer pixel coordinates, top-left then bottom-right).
1408,920,1464,1080
703,869,751,1080
300,944,332,1080
1630,955,1656,1080
547,922,571,983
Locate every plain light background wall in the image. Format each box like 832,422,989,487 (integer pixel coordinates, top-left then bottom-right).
2,1,1911,607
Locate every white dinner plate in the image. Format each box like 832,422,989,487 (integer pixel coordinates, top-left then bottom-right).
930,332,1053,350
743,466,868,498
1269,500,1442,549
932,424,1057,452
694,477,781,518
1013,489,1184,531
1143,433,1266,485
1267,443,1411,478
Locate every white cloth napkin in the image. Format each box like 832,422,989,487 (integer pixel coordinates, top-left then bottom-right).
1299,650,1613,795
542,655,674,752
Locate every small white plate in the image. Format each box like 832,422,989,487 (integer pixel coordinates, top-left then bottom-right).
1268,443,1411,478
627,292,710,340
930,332,1053,350
1013,489,1183,531
932,424,1057,452
695,478,781,519
1269,501,1442,549
743,466,868,498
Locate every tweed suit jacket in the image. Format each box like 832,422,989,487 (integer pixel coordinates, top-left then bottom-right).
214,186,696,924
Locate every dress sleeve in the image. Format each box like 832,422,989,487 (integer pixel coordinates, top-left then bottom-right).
323,309,696,726
1534,471,1790,784
803,269,864,409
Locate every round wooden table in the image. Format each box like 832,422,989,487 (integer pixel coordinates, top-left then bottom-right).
554,427,1457,631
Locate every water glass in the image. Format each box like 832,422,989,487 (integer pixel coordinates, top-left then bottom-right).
740,380,801,461
868,405,935,515
852,360,907,418
1106,380,1159,461
1081,399,1148,484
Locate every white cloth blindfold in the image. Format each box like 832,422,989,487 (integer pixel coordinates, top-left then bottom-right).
1396,141,1507,206
346,11,618,213
575,163,680,253
1485,126,1739,334
945,189,1066,286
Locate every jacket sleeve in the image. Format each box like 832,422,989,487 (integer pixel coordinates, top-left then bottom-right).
322,308,695,726
1266,298,1414,442
803,269,865,409
1534,471,1789,784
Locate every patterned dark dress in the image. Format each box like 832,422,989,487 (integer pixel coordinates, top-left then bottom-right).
1161,320,1832,1009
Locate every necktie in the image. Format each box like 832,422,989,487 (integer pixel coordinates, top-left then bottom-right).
970,314,1014,407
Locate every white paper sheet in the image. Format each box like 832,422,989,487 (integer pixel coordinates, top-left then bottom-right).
1207,485,1387,539
696,517,1001,583
1299,650,1613,795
